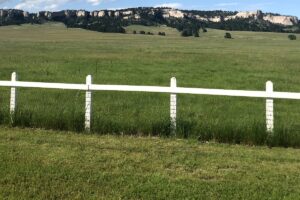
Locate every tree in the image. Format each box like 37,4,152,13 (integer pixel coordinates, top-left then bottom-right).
224,32,232,39
288,34,297,40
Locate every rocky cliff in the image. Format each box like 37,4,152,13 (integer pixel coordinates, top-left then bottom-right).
0,8,299,33
263,14,298,26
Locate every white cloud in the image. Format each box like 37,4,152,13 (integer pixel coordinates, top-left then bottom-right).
155,3,182,9
14,0,72,11
87,0,102,6
12,0,112,11
86,0,116,7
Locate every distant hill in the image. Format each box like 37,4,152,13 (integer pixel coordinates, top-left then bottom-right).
0,7,299,35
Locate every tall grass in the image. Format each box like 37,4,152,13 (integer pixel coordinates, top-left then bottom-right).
0,23,299,147
0,90,297,147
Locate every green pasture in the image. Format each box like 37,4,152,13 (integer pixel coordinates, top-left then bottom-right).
0,23,299,146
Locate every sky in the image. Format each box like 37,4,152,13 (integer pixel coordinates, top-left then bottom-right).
0,0,299,17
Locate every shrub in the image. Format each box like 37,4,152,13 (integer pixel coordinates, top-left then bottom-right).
158,32,166,36
139,30,145,34
181,29,192,37
147,32,154,35
133,30,137,34
194,31,200,37
288,34,297,40
224,32,232,39
203,28,208,33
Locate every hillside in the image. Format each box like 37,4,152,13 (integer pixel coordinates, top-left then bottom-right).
0,7,300,34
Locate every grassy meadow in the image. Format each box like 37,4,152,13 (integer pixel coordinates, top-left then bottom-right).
1,127,300,199
0,23,300,146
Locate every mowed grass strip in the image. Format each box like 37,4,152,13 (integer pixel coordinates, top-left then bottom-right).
0,127,300,199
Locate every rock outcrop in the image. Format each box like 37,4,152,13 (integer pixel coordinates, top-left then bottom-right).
191,10,298,26
0,8,299,33
0,9,8,18
227,10,298,26
209,16,223,23
263,15,298,26
76,10,88,18
162,9,185,18
1,8,298,26
23,11,29,18
64,10,77,18
122,10,133,16
3,9,24,18
234,10,263,20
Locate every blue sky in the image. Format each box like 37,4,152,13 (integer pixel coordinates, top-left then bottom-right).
0,0,299,17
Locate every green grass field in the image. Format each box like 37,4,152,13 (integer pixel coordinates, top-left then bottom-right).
0,23,300,146
1,127,300,199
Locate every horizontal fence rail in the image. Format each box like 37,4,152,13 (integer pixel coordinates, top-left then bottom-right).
0,80,300,99
1,72,300,134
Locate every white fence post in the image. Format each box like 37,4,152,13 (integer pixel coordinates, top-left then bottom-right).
85,75,92,132
170,77,177,135
10,72,17,116
266,81,274,133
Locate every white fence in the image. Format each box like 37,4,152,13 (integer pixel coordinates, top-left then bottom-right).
1,72,300,134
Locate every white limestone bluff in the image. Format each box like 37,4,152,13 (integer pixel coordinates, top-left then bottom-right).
161,9,298,26
0,8,299,27
162,9,185,18
263,15,298,26
193,10,298,26
225,10,263,20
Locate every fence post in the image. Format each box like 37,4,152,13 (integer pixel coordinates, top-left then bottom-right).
170,77,177,136
85,75,92,132
10,72,17,120
266,81,274,134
